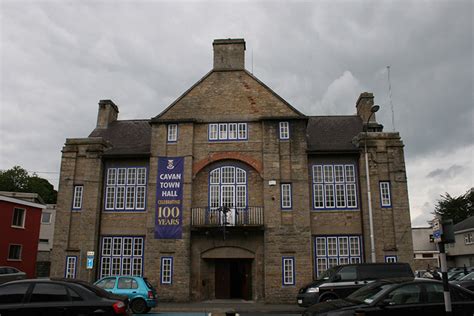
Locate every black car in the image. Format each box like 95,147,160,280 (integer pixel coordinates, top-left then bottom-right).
297,263,414,307
0,278,131,315
452,271,474,291
302,278,474,316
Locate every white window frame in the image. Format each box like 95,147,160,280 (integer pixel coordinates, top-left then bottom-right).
11,208,26,228
282,257,295,286
161,257,173,284
281,183,292,209
65,256,76,278
72,185,83,210
385,256,397,263
167,124,178,142
41,212,52,224
99,236,144,278
218,124,228,140
105,167,147,211
228,123,238,140
315,236,363,277
209,124,218,140
279,121,289,140
380,181,392,207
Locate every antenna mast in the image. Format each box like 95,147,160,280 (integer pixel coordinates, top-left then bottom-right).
387,65,395,132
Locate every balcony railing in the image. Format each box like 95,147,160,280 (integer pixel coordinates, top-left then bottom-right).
191,207,264,227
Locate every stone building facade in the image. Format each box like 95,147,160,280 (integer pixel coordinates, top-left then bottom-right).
51,38,414,303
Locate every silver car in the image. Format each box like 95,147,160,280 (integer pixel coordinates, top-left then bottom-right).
0,266,26,284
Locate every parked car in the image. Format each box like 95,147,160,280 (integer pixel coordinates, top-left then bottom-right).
94,276,157,314
0,278,131,315
0,267,26,284
302,278,474,316
452,271,474,291
297,263,414,307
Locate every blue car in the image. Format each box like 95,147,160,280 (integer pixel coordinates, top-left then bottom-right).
94,276,157,314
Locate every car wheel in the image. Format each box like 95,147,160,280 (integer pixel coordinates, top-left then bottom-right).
131,298,148,314
319,294,337,302
145,307,152,313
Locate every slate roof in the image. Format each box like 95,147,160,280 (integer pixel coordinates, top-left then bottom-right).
306,116,363,153
89,120,151,156
454,216,474,232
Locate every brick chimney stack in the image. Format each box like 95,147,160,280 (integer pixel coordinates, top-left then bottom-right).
96,100,119,129
213,38,246,70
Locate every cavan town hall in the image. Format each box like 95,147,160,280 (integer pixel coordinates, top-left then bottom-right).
51,39,414,303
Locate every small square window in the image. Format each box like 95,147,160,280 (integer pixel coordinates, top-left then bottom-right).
12,208,25,228
41,212,51,224
8,245,22,260
167,124,178,142
279,121,289,140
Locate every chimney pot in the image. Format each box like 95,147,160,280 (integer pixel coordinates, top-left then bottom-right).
96,100,119,129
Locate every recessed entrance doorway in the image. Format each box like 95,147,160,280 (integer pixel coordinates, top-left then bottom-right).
215,259,252,300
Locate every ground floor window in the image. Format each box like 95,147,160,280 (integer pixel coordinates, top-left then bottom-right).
314,235,363,277
160,257,173,284
99,236,144,278
282,257,295,286
385,256,397,263
65,256,77,278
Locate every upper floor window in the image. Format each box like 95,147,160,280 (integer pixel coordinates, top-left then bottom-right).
167,124,178,142
379,181,392,207
41,212,51,224
312,164,357,210
105,167,147,211
12,208,25,228
465,233,473,245
385,256,397,263
72,185,83,210
279,121,289,140
281,183,292,209
208,123,247,141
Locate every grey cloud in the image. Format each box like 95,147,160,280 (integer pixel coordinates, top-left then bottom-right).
427,165,466,179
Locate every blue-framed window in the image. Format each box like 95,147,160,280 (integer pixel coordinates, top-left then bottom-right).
105,167,147,211
72,185,83,210
279,121,289,140
65,256,77,278
385,255,397,263
380,181,392,207
167,124,178,143
281,183,292,209
99,236,144,278
282,257,295,286
208,123,248,141
312,164,357,210
314,235,363,277
160,257,173,284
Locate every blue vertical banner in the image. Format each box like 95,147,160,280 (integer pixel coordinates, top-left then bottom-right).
155,157,184,239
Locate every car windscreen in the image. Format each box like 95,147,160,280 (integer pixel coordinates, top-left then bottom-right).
72,280,115,298
458,272,474,281
346,282,392,304
317,267,337,280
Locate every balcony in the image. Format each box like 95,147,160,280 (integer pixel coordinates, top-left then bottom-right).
191,207,264,227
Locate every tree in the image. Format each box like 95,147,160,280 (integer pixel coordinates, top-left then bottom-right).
433,189,474,224
0,166,57,204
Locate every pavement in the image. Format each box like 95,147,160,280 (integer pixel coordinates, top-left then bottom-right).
145,300,305,315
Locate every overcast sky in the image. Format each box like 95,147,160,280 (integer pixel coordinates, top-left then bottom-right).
1,0,472,226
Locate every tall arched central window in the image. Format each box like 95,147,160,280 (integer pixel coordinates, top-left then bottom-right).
209,166,247,211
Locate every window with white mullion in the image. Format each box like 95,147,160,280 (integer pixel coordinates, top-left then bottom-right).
324,184,335,208
281,183,292,209
219,124,228,139
65,256,76,279
112,238,122,256
209,185,220,210
221,167,235,184
313,165,323,183
122,257,132,275
111,257,121,275
127,168,136,185
380,182,392,207
73,186,83,210
137,168,146,185
167,124,178,142
123,238,133,256
115,187,125,209
282,257,295,285
315,237,326,256
345,165,355,182
133,238,143,257
327,237,338,256
221,185,235,208
236,185,246,208
136,187,145,210
100,237,144,278
209,124,218,140
117,168,126,185
132,257,142,276
335,184,346,208
236,168,246,184
338,237,349,256
316,258,327,277
313,184,324,209
350,237,360,256
210,169,220,184
100,257,111,278
105,187,115,210
279,121,289,140
125,187,136,210
346,184,357,208
334,165,345,182
102,237,112,256
314,236,362,277
107,169,117,185
323,165,334,182
228,123,238,139
161,257,173,284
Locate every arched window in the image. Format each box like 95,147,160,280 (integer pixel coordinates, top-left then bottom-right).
209,166,247,211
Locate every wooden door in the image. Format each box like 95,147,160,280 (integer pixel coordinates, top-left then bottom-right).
215,260,230,299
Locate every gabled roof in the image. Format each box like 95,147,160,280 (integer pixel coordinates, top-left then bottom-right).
89,120,151,156
152,69,305,122
454,216,474,232
306,116,363,153
0,194,46,209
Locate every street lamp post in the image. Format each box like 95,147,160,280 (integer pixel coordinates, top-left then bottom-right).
365,105,379,263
